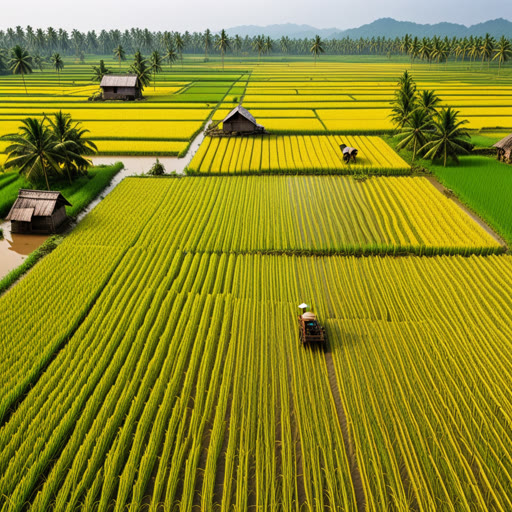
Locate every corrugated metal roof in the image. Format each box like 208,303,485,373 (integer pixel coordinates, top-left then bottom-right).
6,189,71,221
100,75,139,88
9,207,34,222
494,134,512,150
223,105,261,126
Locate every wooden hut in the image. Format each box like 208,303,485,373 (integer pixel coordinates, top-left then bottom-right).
222,105,264,134
493,134,512,163
6,189,71,234
100,75,142,100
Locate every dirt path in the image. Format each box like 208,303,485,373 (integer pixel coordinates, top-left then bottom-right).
426,176,507,249
324,351,366,512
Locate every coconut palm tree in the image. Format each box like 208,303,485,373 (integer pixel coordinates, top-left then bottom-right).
264,36,273,56
130,51,151,89
480,33,495,68
233,35,242,57
149,51,163,91
493,36,512,75
390,71,417,129
91,59,110,82
174,33,185,68
216,29,230,71
310,35,324,65
418,38,431,65
113,44,126,69
253,35,264,63
164,45,177,69
8,45,32,94
1,118,63,190
51,52,64,86
422,108,473,167
396,109,431,163
417,89,441,118
46,111,96,181
33,54,44,72
203,29,212,61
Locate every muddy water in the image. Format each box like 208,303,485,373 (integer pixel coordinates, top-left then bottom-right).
0,130,206,280
0,222,49,277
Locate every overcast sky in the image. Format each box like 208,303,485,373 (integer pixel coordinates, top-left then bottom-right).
1,0,510,32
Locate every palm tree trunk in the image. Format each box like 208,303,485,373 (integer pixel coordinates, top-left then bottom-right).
412,138,417,163
21,72,28,95
43,164,50,190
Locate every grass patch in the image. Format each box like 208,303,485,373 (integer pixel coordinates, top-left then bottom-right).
0,162,124,219
429,156,512,245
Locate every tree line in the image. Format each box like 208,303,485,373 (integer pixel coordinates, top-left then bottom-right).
0,26,511,68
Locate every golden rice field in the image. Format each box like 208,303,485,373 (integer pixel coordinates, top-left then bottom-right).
188,135,410,175
1,172,512,510
1,59,512,160
2,57,512,512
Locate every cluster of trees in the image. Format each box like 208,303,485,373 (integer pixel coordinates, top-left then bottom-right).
391,71,473,167
1,26,510,69
1,112,97,189
0,45,66,92
400,33,512,72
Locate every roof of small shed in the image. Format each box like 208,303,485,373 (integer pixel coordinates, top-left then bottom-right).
100,75,139,88
493,134,512,150
223,105,263,127
6,189,71,221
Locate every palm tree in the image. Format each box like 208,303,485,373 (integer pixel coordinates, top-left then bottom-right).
390,71,417,129
164,45,177,69
310,35,324,65
130,51,151,90
149,51,163,91
216,29,230,71
113,44,126,69
174,33,185,68
480,33,495,68
396,109,431,163
264,36,273,56
33,54,44,72
468,37,480,67
1,118,63,190
203,29,212,61
418,38,431,65
46,111,96,181
91,59,110,82
493,36,512,75
8,45,32,94
233,35,242,57
51,52,64,87
417,89,441,118
280,36,290,55
422,108,473,167
409,37,420,67
0,50,6,74
253,35,264,63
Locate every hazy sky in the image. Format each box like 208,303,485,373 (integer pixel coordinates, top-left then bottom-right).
1,0,510,32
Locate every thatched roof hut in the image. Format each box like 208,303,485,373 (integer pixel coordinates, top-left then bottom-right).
222,105,264,134
100,75,141,100
493,134,512,163
6,189,71,234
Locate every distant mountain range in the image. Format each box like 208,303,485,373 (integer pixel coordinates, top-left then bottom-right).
226,18,512,39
